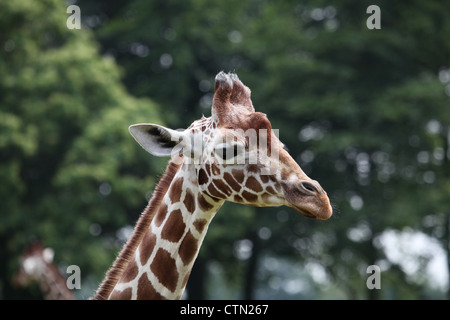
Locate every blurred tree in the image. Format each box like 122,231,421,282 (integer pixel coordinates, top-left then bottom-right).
0,0,162,298
2,0,449,299
76,0,450,299
240,0,450,299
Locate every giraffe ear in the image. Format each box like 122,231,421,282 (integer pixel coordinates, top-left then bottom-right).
129,123,185,157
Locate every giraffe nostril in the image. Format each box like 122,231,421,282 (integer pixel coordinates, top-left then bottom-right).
300,181,319,194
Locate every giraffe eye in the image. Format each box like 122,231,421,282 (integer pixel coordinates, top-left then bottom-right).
215,144,244,162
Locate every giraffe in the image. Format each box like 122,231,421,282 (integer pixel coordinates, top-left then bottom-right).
14,241,75,300
93,71,332,300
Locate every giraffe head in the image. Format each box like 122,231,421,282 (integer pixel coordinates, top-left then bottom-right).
13,242,55,287
129,72,332,220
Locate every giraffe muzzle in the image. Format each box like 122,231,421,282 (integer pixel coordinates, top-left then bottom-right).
284,180,333,220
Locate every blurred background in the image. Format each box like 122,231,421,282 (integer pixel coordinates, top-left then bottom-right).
1,0,449,299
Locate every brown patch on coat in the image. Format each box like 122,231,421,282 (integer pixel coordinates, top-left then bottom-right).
197,193,214,211
169,177,184,204
260,175,269,184
154,203,168,227
150,249,178,292
183,188,196,213
234,194,244,203
245,176,263,193
161,210,185,243
213,179,232,196
242,190,258,203
119,258,139,284
198,168,209,185
137,273,165,300
247,164,259,174
211,163,220,175
232,169,245,184
266,186,276,195
139,229,157,264
193,219,208,233
224,172,241,192
207,183,224,199
179,231,198,265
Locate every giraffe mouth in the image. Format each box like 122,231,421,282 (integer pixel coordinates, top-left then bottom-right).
292,206,317,219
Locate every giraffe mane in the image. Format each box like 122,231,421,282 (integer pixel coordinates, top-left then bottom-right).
92,160,181,300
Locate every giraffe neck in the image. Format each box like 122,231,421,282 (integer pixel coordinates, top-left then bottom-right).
37,264,75,300
105,161,224,299
21,257,74,300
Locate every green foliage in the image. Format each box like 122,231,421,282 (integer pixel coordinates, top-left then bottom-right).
1,0,449,299
0,0,163,298
79,0,449,299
